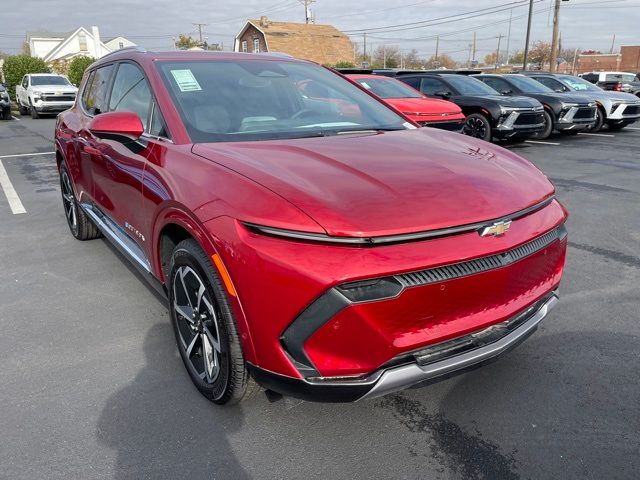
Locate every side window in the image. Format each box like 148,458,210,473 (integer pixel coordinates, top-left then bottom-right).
108,63,152,131
419,77,447,95
22,76,28,88
241,40,248,53
253,38,260,53
582,74,598,84
401,77,420,89
83,64,115,115
149,101,168,138
81,70,95,108
481,77,510,92
536,76,564,91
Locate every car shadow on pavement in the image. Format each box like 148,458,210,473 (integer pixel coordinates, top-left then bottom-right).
96,323,250,479
380,329,640,480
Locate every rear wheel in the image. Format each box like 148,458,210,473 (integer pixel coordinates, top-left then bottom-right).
532,110,554,140
59,163,101,240
462,113,492,142
168,239,253,405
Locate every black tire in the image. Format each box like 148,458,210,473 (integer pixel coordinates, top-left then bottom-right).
532,110,554,140
168,239,253,405
462,113,492,142
30,104,39,119
18,101,28,115
586,107,605,133
607,122,627,131
59,163,101,240
1,109,11,120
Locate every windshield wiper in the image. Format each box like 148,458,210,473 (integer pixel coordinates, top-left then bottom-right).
335,127,405,135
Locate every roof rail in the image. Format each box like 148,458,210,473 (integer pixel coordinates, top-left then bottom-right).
100,45,147,59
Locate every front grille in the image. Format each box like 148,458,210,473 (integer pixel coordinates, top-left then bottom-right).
514,112,544,125
574,107,595,119
42,95,75,102
396,226,563,288
623,105,640,115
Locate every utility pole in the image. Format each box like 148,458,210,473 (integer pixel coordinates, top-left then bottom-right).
472,32,477,64
193,23,207,44
610,33,616,54
435,36,440,62
506,8,513,65
298,0,315,24
467,43,473,68
495,34,504,71
383,46,387,69
549,0,561,73
363,32,367,66
523,0,534,70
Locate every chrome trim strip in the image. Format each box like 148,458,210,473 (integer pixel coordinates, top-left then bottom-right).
357,293,559,401
80,203,152,273
244,196,556,246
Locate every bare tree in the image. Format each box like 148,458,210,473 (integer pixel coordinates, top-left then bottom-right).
529,41,552,69
372,45,401,69
425,53,456,70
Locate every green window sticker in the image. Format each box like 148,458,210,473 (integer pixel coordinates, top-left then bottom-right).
170,69,202,92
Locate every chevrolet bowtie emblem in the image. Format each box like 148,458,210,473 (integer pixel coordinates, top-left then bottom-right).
480,220,512,237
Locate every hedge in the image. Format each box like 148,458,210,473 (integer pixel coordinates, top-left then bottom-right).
1,55,49,99
68,56,96,87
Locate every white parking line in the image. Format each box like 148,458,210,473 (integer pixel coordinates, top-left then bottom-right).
0,151,55,160
579,132,615,137
0,159,26,214
11,116,20,121
626,127,640,130
525,140,561,146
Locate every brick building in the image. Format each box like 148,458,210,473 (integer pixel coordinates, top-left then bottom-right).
234,16,353,65
620,46,640,73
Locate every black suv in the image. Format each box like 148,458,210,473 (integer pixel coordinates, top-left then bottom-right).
0,84,11,120
473,74,597,139
388,72,545,142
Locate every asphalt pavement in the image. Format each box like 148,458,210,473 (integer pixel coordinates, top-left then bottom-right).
0,116,638,480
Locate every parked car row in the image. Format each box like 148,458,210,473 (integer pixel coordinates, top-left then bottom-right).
337,68,640,142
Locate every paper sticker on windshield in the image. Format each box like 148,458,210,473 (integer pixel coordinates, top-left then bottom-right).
170,69,201,92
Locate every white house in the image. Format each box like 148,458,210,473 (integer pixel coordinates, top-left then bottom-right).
27,26,135,63
104,36,136,52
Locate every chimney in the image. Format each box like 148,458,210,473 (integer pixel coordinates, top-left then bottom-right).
91,26,102,57
260,16,269,28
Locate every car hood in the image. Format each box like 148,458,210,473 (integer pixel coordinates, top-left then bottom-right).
457,95,542,109
574,90,640,103
525,92,592,106
192,129,554,237
386,97,462,115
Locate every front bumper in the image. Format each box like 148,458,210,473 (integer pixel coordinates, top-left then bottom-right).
607,103,640,122
418,118,465,131
33,100,75,112
555,105,597,130
494,108,546,137
250,292,559,402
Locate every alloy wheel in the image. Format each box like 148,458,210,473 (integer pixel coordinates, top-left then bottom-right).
60,170,77,230
464,117,487,139
173,266,223,383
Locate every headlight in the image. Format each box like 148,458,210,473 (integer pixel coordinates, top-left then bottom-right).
560,102,578,109
499,107,516,115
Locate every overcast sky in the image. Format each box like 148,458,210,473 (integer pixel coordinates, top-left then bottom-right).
1,0,639,62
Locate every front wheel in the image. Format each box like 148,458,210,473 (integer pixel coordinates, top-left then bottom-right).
1,109,11,120
168,239,253,405
30,104,39,119
462,113,492,142
59,163,101,240
586,108,605,132
532,110,554,140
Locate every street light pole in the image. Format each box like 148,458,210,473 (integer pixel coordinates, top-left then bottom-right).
523,0,534,70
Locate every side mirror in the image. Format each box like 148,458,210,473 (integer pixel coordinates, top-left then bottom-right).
89,111,144,141
500,89,513,95
433,90,451,99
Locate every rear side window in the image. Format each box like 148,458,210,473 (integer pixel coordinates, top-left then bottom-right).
480,77,510,92
581,74,598,84
108,63,152,130
535,76,564,91
419,77,447,95
82,64,115,115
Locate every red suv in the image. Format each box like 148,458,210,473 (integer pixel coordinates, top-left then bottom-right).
55,49,568,405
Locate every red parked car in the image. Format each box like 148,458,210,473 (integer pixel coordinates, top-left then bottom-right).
346,74,465,130
55,49,568,405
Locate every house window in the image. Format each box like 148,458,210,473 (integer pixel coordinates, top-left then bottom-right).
79,32,88,51
118,42,124,49
241,40,248,53
253,38,260,53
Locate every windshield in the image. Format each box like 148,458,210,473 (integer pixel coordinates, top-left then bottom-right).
505,75,553,93
354,77,422,99
605,73,636,83
157,60,408,143
31,75,71,86
444,75,499,95
557,75,602,92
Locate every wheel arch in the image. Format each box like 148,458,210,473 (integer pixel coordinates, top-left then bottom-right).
153,209,257,364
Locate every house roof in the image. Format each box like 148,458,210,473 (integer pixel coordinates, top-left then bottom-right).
238,19,353,65
27,30,69,40
43,27,111,62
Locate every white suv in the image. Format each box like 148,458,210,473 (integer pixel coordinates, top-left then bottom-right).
580,72,640,94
